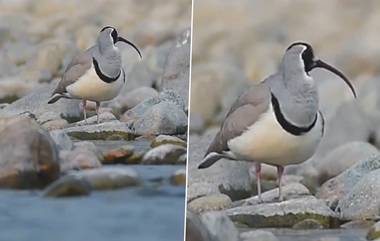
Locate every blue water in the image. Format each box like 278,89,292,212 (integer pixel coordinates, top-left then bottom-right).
0,165,186,241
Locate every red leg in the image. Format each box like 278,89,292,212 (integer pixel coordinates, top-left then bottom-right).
82,99,87,122
96,101,100,124
255,162,262,203
277,165,284,201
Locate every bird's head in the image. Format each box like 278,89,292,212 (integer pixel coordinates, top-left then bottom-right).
285,42,356,98
98,26,142,59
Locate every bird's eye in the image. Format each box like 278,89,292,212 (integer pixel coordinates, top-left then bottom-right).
302,47,314,72
111,29,118,44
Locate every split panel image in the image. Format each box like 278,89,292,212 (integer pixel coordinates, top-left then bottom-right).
187,0,380,241
0,1,190,241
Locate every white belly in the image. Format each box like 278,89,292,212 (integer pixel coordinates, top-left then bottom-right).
66,66,124,102
227,105,323,166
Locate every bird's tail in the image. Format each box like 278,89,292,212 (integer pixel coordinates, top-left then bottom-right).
198,152,224,169
47,94,63,104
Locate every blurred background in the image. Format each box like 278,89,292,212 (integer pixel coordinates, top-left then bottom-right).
188,1,380,241
0,1,190,241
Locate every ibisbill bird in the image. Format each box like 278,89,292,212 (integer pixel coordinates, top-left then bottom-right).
48,26,142,123
198,42,356,202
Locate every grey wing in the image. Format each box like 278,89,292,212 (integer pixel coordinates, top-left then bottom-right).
205,83,271,155
52,48,93,95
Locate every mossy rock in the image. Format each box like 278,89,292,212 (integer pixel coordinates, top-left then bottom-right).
64,121,139,141
226,197,340,228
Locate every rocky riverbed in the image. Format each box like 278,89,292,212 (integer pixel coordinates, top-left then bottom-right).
188,1,380,241
0,0,190,240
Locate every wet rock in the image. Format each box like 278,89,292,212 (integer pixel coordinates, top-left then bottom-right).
367,221,380,240
159,28,191,107
240,230,279,241
102,145,134,164
200,211,240,241
59,144,102,173
178,153,187,164
234,183,311,207
43,175,92,198
337,169,380,220
317,155,380,208
188,194,232,214
0,116,59,188
49,130,73,151
0,83,81,121
341,220,375,229
64,121,138,140
170,168,186,185
188,130,252,201
151,134,187,148
110,87,159,114
186,211,213,241
292,218,324,229
226,196,339,228
124,101,188,136
69,166,140,190
142,144,186,164
316,141,379,185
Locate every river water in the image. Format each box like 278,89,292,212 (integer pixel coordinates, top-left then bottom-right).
0,165,185,241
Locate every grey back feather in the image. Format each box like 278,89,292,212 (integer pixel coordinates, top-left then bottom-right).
206,83,270,155
52,48,92,95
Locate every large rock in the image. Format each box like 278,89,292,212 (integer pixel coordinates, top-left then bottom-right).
225,196,339,228
315,141,379,185
121,90,187,135
336,169,380,220
186,211,213,241
0,83,81,122
109,87,159,114
200,211,240,241
63,121,138,140
159,28,191,108
0,116,59,188
188,130,252,201
317,155,380,208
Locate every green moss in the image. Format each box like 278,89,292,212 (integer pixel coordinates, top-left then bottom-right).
231,213,341,229
68,131,138,141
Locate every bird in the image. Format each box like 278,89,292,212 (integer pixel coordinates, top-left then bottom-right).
48,26,142,123
198,42,356,202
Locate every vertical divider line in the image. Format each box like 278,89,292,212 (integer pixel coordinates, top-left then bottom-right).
183,0,194,240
